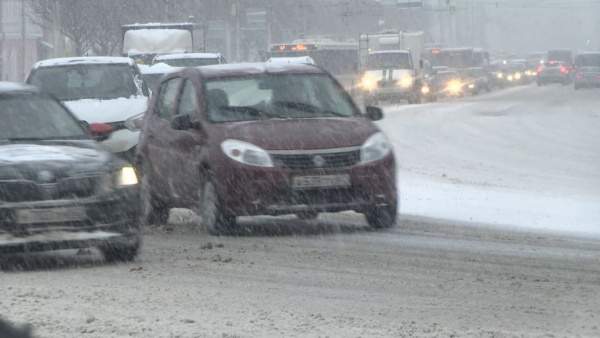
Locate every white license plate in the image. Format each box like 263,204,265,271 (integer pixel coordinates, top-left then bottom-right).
292,175,351,189
16,207,87,224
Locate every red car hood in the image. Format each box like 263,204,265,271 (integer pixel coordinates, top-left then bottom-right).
214,117,380,150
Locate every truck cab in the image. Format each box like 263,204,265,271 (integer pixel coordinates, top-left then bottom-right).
358,30,425,105
360,50,421,105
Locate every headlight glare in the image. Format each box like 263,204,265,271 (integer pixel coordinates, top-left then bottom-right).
399,76,413,88
360,132,392,164
361,76,376,90
421,85,430,94
221,140,274,167
117,166,138,186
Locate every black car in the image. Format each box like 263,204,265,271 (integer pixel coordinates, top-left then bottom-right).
458,67,491,95
0,83,141,261
536,61,571,86
574,66,600,90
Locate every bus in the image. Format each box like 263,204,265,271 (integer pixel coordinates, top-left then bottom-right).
267,37,359,89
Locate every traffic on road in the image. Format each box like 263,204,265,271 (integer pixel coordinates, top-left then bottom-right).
1,3,600,337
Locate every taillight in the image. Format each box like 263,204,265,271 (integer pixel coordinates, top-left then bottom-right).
576,74,583,79
596,75,600,79
537,66,543,73
560,66,567,73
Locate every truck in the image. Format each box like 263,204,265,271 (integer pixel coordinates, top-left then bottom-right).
121,23,205,65
358,30,425,105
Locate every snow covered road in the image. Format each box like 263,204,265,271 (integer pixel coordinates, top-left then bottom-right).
2,84,600,338
377,84,600,235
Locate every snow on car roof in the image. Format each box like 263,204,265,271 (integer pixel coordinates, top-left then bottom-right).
140,63,182,75
34,57,135,68
267,56,317,66
0,82,38,93
195,62,323,78
154,53,221,61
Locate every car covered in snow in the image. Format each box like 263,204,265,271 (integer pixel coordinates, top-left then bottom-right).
25,57,150,162
139,62,182,92
152,53,226,67
137,63,397,234
267,56,317,66
0,82,142,261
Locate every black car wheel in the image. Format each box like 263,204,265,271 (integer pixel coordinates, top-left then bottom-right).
101,240,141,263
366,203,397,229
197,179,237,235
140,175,170,226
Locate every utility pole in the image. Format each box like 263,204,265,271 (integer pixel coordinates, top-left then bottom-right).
234,0,240,62
20,0,26,81
266,0,272,51
0,0,4,80
53,0,62,58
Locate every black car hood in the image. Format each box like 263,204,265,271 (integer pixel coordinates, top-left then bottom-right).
0,141,115,181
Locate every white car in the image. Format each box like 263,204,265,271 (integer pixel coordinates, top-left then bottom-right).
26,57,149,162
152,52,226,67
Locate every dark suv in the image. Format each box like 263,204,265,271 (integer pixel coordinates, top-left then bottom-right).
0,83,141,260
137,64,397,234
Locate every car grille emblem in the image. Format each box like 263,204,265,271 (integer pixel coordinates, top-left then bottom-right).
313,155,326,168
37,170,56,183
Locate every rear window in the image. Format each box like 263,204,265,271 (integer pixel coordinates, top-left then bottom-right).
157,58,221,67
578,67,600,72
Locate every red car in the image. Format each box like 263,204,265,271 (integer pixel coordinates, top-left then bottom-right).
137,64,397,234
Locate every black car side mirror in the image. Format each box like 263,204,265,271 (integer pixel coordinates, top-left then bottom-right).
365,106,384,121
171,114,201,131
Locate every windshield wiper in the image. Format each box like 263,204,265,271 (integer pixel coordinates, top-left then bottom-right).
274,101,347,118
219,106,287,119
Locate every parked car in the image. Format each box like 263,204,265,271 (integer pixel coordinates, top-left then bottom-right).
0,82,141,261
137,63,397,234
152,53,226,67
26,57,150,162
573,66,600,90
536,61,571,86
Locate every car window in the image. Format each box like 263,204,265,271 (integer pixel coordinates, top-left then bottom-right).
28,64,140,101
0,94,87,140
155,77,182,120
177,80,198,118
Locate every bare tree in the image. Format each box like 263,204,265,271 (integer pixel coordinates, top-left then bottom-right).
29,0,96,55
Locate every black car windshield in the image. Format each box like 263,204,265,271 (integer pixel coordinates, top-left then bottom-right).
365,53,411,70
0,94,87,140
29,64,140,101
579,66,600,72
205,74,357,123
157,58,220,67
